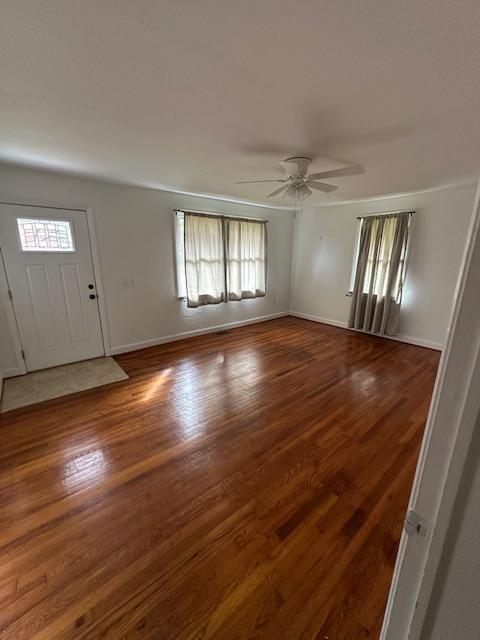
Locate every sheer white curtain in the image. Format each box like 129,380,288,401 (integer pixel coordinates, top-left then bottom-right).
184,213,226,308
227,220,266,300
348,212,410,335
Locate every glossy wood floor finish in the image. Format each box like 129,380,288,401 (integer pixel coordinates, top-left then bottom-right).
0,317,440,640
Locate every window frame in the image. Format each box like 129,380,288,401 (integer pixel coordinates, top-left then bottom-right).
173,211,187,299
348,218,363,294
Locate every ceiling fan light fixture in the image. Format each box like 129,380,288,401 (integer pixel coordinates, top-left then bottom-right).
283,184,298,199
297,183,312,198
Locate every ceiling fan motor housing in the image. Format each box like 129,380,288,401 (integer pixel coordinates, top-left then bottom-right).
281,156,312,178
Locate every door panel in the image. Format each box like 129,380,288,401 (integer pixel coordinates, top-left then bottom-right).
60,263,88,343
26,264,58,348
0,205,104,371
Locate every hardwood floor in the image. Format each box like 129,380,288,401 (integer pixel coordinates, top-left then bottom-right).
0,317,439,639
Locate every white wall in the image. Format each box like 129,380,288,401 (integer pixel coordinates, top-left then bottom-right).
0,164,293,376
290,184,476,349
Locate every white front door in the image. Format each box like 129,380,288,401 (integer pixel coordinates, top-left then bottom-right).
0,205,104,371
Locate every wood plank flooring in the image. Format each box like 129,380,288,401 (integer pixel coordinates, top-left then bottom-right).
0,317,440,639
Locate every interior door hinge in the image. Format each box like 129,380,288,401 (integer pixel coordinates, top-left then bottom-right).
21,349,25,361
8,289,13,301
404,509,428,537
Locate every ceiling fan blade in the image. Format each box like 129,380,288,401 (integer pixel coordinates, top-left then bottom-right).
267,185,289,197
307,165,364,180
235,179,286,184
307,181,338,193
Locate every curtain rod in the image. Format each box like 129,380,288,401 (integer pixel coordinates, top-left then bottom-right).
174,209,268,223
357,210,415,220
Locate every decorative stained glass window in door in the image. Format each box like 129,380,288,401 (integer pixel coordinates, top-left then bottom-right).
17,218,75,252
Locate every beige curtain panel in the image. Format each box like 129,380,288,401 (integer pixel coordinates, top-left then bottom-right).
184,213,226,308
348,211,411,335
184,213,267,308
227,219,266,301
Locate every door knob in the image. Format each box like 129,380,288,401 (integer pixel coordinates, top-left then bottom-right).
89,294,97,299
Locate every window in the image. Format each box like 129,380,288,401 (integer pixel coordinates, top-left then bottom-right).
17,218,75,252
174,211,267,307
184,213,226,308
227,219,266,301
349,214,411,297
348,211,412,335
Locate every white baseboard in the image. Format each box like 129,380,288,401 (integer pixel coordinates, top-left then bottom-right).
290,311,348,329
110,311,290,356
1,311,441,379
289,310,443,351
375,332,443,351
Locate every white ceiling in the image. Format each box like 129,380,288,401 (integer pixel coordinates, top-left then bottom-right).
1,0,479,206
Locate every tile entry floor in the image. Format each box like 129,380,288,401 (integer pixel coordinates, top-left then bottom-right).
1,356,129,412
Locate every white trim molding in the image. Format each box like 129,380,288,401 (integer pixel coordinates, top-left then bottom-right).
302,178,477,210
0,246,27,377
110,311,289,355
289,310,443,351
1,366,25,379
0,176,294,212
85,207,111,356
290,311,348,329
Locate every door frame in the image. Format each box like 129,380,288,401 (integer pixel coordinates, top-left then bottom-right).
0,195,111,375
0,245,26,376
381,178,480,638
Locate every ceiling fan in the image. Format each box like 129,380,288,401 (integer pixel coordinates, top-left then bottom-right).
235,156,364,199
